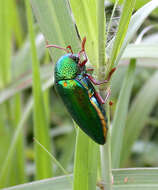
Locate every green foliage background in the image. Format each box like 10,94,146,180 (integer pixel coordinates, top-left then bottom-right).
0,0,158,189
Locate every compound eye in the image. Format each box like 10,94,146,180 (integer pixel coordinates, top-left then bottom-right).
70,55,79,63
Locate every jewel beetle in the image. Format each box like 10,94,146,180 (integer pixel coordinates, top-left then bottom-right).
47,37,115,145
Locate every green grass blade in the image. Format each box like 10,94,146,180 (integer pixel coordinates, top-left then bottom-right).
0,78,54,187
109,0,136,70
73,128,99,190
106,0,119,41
111,59,136,168
31,0,80,62
0,0,11,87
25,0,52,179
120,71,158,166
4,168,158,190
96,0,106,72
56,131,76,175
0,64,53,104
11,0,23,47
113,0,158,65
34,138,70,178
0,98,32,188
69,0,98,67
3,175,73,190
100,123,113,190
12,34,45,79
12,95,26,184
122,44,158,59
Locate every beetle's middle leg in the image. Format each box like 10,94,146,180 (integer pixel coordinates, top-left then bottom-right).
85,73,108,85
94,88,111,104
85,67,116,85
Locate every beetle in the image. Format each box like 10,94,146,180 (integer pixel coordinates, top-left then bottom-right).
46,37,115,145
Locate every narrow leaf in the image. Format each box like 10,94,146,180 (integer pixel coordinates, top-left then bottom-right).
25,0,52,179
111,59,136,168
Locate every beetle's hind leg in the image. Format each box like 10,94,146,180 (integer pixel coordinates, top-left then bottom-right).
94,87,111,104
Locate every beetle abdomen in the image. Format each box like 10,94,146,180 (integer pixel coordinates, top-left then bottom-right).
55,79,107,144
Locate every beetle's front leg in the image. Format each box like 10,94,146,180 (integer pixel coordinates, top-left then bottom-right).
94,88,111,104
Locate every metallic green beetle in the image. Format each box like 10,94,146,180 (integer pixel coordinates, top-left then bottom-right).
47,37,115,145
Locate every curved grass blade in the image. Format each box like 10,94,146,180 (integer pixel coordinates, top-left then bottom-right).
12,33,45,79
0,78,53,187
122,44,158,59
4,168,158,190
110,0,158,66
0,64,53,104
111,59,136,168
120,71,158,166
109,0,136,71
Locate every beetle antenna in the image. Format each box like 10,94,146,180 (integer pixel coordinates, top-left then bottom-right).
78,37,88,67
46,44,70,53
81,36,86,51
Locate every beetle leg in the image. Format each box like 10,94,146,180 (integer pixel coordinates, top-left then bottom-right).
95,88,111,104
85,73,108,85
78,37,88,67
107,67,116,81
86,68,94,72
85,68,116,85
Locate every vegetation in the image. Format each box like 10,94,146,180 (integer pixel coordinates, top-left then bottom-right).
0,0,158,189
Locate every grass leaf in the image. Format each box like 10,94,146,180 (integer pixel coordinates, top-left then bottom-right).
121,71,158,166
109,0,136,70
25,0,52,179
111,59,136,168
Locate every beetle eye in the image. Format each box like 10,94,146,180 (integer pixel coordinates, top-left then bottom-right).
70,55,79,63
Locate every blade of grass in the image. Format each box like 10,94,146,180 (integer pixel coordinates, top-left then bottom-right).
25,0,52,179
0,98,32,188
69,0,98,67
0,64,52,104
96,2,113,189
73,128,99,190
122,44,158,59
109,0,136,72
0,78,53,187
12,33,45,79
0,0,21,187
4,168,158,190
56,131,76,175
120,70,158,166
111,59,136,168
109,0,158,66
11,0,23,47
0,0,11,87
97,0,106,72
31,0,80,62
106,0,119,41
34,138,71,178
12,94,26,184
100,105,113,190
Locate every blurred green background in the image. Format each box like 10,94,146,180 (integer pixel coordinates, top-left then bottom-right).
0,0,158,189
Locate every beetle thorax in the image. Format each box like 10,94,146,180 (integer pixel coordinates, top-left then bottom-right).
55,54,80,82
